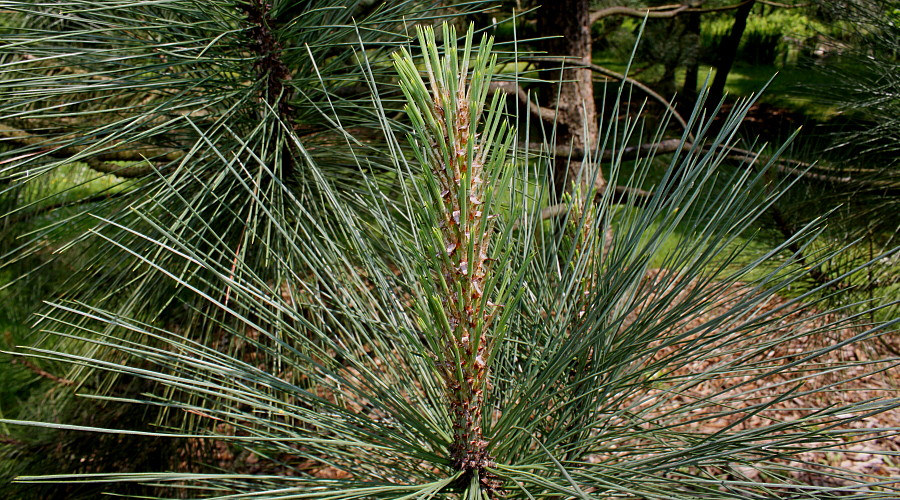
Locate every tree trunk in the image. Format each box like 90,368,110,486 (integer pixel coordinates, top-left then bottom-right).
707,0,755,108
538,0,605,198
680,2,703,108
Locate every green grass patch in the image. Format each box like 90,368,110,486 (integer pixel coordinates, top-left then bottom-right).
593,52,840,121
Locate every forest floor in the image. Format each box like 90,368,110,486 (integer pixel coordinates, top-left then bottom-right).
630,269,899,493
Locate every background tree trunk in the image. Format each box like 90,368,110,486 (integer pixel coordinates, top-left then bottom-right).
707,0,755,108
538,0,605,198
680,2,704,108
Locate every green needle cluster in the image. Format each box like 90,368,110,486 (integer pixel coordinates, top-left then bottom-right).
393,24,514,490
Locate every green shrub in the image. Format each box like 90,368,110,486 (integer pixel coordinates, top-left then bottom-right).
702,7,827,67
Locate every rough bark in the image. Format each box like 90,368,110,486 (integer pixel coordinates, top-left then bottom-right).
538,0,604,198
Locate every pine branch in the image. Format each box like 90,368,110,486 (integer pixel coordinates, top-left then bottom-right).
3,191,129,226
590,0,758,24
240,0,297,179
585,60,692,139
759,1,808,8
0,123,178,177
533,137,890,221
590,4,688,24
0,435,25,446
536,185,657,222
493,59,693,139
11,359,74,386
488,80,557,123
537,138,892,190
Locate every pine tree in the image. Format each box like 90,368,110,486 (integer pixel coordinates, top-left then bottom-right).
1,6,897,499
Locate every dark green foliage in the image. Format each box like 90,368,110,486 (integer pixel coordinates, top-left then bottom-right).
0,1,485,495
